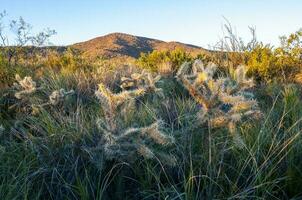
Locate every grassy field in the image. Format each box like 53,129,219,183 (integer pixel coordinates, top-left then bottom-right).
1,59,302,199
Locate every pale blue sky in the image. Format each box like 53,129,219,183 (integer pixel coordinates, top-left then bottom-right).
1,0,301,47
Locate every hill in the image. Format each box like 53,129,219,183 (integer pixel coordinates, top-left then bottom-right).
71,32,208,59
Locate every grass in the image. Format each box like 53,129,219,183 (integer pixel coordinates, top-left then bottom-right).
1,64,302,200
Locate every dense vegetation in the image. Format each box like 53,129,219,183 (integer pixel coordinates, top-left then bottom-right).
1,13,302,199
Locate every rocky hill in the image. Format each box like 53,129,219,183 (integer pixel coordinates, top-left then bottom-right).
72,32,208,59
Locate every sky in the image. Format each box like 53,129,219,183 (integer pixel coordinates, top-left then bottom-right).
1,0,302,48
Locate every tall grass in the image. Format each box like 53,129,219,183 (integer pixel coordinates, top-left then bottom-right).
1,64,302,199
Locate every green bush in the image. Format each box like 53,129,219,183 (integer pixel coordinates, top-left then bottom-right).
245,29,302,83
137,48,193,74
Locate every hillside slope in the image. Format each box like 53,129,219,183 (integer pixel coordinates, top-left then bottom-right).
72,32,208,59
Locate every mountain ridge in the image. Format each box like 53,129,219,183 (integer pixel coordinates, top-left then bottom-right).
71,32,208,59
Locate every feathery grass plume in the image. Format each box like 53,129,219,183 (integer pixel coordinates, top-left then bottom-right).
95,71,174,163
176,59,262,134
14,74,37,99
49,88,74,106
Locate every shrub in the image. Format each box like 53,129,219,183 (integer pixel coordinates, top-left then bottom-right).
137,48,193,74
246,37,302,83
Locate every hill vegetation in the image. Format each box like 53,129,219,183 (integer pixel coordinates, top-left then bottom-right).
72,32,208,59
